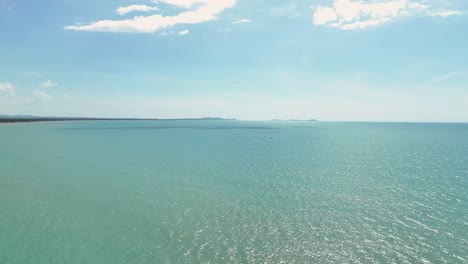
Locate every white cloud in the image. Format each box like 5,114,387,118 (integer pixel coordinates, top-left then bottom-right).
178,29,190,35
39,80,58,88
116,5,159,16
312,0,461,30
233,18,252,24
313,7,339,25
65,0,236,33
0,82,14,93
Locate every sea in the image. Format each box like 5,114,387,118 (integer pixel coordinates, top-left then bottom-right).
0,121,467,263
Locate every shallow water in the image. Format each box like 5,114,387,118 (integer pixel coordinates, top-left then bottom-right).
0,121,467,263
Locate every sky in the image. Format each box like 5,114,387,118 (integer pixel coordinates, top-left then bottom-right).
0,0,467,122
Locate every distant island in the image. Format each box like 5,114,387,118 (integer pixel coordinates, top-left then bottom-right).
0,115,320,124
0,115,236,124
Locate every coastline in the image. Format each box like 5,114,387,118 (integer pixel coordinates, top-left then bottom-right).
0,117,236,125
0,118,124,125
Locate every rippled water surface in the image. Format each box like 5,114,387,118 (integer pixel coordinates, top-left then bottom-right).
1,121,467,263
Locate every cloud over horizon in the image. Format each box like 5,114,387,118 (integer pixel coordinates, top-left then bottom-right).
313,0,461,30
65,0,236,33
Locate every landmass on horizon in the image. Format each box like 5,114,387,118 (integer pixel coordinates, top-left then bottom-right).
0,115,319,124
0,115,237,123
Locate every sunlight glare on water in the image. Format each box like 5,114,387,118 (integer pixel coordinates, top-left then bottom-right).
0,121,467,263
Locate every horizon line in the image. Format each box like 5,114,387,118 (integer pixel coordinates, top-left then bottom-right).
1,115,468,124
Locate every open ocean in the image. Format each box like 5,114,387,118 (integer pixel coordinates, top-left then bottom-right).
0,121,467,263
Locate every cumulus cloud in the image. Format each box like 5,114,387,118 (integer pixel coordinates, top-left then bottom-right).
65,0,236,33
312,0,461,30
116,5,159,16
233,18,252,24
178,29,190,35
39,80,58,88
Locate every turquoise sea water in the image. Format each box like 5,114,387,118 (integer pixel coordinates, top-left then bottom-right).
0,121,467,263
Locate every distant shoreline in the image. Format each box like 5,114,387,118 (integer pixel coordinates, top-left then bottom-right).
0,118,143,124
0,117,236,124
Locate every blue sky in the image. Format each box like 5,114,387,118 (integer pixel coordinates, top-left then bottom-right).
0,0,467,121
